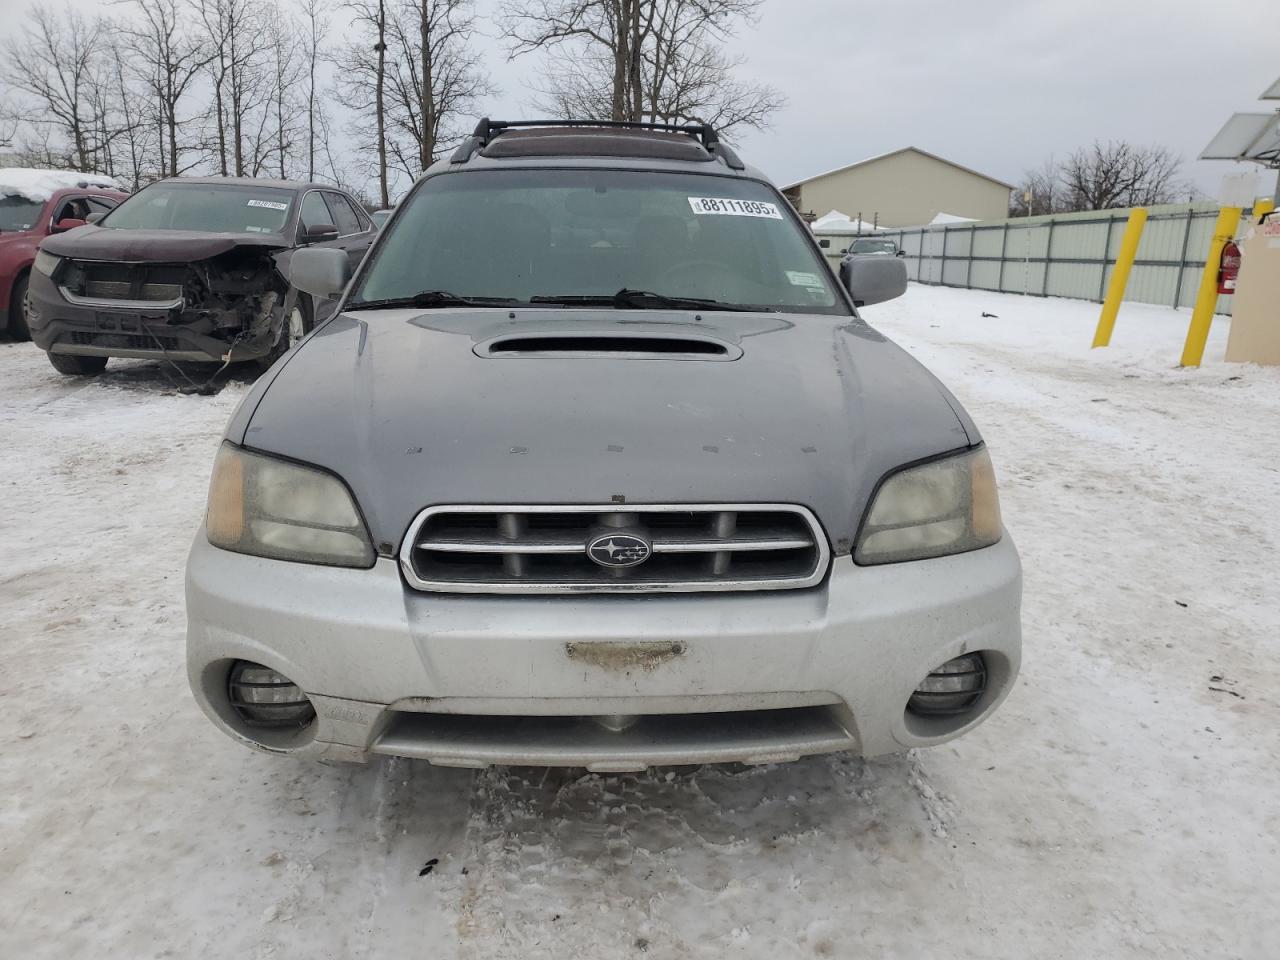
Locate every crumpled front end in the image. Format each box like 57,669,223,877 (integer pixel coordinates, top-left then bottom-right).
27,246,291,362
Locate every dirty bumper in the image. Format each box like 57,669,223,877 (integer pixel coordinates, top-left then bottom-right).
185,533,1022,770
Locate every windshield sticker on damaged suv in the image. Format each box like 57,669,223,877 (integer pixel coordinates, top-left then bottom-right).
247,199,288,210
688,197,783,219
786,270,824,289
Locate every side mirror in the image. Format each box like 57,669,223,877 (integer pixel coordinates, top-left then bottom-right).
290,247,352,300
301,223,340,244
895,249,906,258
86,211,106,225
51,217,87,233
839,255,907,308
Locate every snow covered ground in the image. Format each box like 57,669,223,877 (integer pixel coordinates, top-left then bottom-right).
2,286,1278,959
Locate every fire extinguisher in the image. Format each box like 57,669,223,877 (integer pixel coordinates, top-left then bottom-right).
1217,240,1242,295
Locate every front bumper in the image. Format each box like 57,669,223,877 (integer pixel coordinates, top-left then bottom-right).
185,532,1022,769
26,270,276,362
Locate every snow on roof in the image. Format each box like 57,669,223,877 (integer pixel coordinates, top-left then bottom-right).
810,210,885,233
930,212,978,225
0,168,123,202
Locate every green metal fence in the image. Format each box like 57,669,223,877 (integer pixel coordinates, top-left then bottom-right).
816,202,1262,315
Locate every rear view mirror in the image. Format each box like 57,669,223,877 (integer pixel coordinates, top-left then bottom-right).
302,223,340,244
290,247,352,300
839,255,907,307
52,218,87,233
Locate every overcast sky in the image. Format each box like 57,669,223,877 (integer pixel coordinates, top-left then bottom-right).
25,0,1280,199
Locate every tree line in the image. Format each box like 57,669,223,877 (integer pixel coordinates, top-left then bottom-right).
0,0,782,206
1010,140,1195,217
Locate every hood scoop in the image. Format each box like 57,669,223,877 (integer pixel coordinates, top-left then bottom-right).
474,332,741,361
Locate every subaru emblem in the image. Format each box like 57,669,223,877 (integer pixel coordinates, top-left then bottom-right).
586,533,652,568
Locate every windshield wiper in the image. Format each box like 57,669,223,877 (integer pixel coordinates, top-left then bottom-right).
529,288,759,312
346,290,519,310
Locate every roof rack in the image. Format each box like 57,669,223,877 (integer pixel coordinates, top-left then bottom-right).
450,118,745,170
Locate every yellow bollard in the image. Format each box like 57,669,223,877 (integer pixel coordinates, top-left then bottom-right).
1180,207,1243,368
1092,208,1148,348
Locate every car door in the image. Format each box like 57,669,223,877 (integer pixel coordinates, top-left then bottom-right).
322,191,375,274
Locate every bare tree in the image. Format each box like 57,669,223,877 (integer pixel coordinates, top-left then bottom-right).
384,0,492,178
333,0,392,206
1009,157,1062,217
121,0,212,177
263,5,304,179
297,0,330,180
1013,142,1193,215
503,0,782,137
192,0,275,177
104,32,157,187
1,6,107,171
1060,141,1191,211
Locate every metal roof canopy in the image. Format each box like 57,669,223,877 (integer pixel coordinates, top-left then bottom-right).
1200,112,1280,166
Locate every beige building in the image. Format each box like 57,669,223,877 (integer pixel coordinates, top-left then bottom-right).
782,147,1014,228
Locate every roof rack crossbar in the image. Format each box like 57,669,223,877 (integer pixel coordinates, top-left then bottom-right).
472,118,722,150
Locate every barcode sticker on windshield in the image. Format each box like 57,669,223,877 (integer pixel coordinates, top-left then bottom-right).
786,270,824,289
688,197,783,219
247,199,288,211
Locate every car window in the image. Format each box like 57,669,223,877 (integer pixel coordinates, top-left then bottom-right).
299,191,333,233
86,197,117,215
103,183,295,233
324,193,364,235
848,238,897,255
353,169,847,314
0,196,43,232
54,197,92,222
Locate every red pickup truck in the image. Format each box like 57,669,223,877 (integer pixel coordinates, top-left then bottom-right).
1,170,128,340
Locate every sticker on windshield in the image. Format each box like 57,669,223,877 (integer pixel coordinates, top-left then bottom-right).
688,197,783,219
247,199,288,211
786,270,825,289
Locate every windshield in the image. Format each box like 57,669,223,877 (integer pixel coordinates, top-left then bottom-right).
102,183,295,234
351,169,847,314
849,238,897,255
0,196,44,232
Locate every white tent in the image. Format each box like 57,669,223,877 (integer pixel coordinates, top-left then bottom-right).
928,211,978,226
810,209,885,234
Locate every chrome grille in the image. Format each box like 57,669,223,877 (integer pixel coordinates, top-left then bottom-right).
400,504,830,594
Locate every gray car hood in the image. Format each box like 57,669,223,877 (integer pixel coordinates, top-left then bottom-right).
232,309,976,554
40,225,289,261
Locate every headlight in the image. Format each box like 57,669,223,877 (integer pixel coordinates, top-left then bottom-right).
206,443,375,567
33,250,62,277
855,447,1002,565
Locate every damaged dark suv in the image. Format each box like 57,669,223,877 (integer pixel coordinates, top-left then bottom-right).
26,177,375,375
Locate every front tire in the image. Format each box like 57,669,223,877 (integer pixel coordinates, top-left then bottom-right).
257,291,312,373
47,352,108,376
8,272,32,341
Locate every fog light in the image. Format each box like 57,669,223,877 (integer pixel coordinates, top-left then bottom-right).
227,661,315,728
908,653,986,716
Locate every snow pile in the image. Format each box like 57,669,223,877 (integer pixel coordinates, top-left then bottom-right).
0,167,123,202
929,211,977,225
810,209,884,233
2,288,1279,957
